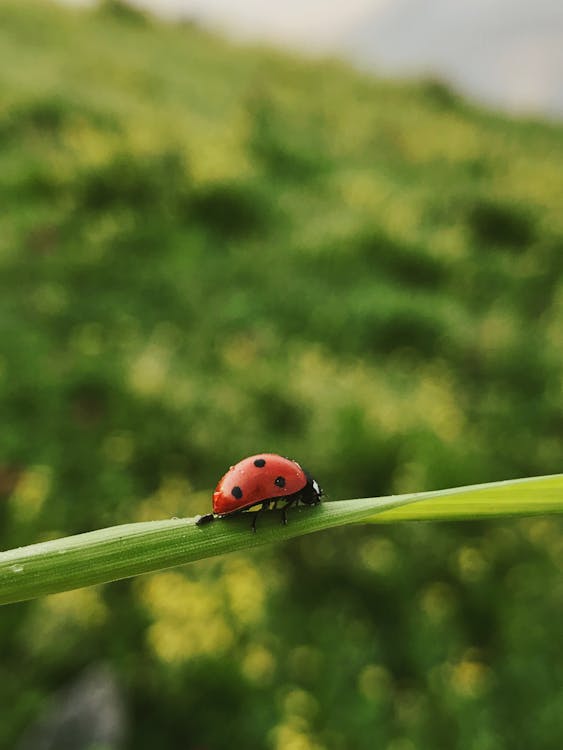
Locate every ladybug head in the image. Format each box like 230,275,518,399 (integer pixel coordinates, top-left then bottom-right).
301,474,323,506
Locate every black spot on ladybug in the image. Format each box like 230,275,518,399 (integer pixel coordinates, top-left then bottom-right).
254,458,266,468
274,476,286,488
232,486,243,499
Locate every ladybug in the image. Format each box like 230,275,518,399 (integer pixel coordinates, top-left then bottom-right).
196,453,322,531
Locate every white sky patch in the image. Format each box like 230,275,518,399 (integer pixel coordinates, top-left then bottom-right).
61,0,389,47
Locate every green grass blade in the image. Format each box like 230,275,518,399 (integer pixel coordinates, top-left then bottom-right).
1,474,562,606
368,473,563,522
0,494,417,606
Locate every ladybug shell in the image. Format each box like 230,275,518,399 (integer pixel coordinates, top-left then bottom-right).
213,454,308,515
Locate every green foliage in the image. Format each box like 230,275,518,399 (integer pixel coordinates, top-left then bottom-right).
0,1,562,749
97,0,149,25
467,198,537,250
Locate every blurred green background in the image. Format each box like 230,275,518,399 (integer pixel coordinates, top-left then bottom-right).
1,1,563,748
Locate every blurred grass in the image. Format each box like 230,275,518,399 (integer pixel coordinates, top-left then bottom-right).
0,1,562,749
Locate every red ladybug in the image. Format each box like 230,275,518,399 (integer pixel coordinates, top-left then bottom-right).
196,453,322,531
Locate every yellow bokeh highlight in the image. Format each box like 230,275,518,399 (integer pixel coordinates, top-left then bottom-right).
193,140,252,185
138,555,272,665
141,571,233,662
241,644,276,685
358,664,392,702
135,475,194,522
457,546,488,582
410,367,465,443
420,582,455,623
359,538,397,575
24,588,108,654
270,723,325,750
129,343,171,396
223,557,267,627
450,658,491,698
10,465,52,521
102,432,134,465
282,688,320,720
44,587,108,626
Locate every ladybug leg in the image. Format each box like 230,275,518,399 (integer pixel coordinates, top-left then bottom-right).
250,501,270,532
196,513,215,526
250,503,268,534
281,497,296,525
